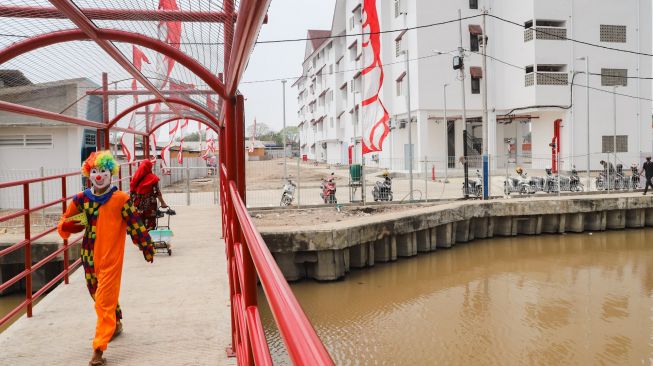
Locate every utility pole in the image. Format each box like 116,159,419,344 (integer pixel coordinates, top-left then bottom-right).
282,80,287,180
458,9,470,199
613,85,618,190
443,83,449,183
403,49,414,201
481,9,490,199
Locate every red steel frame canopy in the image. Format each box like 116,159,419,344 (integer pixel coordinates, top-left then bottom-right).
0,1,333,364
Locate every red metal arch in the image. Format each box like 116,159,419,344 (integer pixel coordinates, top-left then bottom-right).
149,116,215,135
109,97,220,130
0,28,227,99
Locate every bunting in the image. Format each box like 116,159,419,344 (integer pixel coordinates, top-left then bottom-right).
361,0,390,154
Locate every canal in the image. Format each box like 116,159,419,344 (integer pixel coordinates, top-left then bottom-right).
260,229,653,365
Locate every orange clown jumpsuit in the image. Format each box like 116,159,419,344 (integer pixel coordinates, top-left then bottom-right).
58,187,154,351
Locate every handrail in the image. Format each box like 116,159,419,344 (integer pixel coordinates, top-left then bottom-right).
0,171,87,328
229,181,334,365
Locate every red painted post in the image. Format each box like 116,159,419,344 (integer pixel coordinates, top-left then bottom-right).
61,176,69,284
223,98,238,356
23,183,32,317
235,95,246,203
102,72,110,150
118,164,123,191
235,94,256,365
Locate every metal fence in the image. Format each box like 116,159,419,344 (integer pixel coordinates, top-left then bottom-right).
1,157,219,210
245,151,653,208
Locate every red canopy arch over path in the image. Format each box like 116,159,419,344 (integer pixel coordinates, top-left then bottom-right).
0,1,333,364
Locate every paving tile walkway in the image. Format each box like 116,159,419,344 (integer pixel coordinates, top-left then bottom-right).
0,206,235,366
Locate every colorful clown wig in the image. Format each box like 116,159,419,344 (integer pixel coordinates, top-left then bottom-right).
82,151,119,177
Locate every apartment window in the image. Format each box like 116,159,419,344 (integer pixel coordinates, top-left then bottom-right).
396,71,406,96
395,30,406,57
600,25,626,43
340,83,347,102
349,16,355,30
0,134,53,148
602,135,628,153
469,0,478,10
469,25,482,52
330,117,334,128
470,67,482,94
601,68,628,87
394,0,402,17
353,4,362,23
349,41,358,60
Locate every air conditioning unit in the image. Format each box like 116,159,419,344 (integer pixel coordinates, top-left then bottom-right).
398,121,407,129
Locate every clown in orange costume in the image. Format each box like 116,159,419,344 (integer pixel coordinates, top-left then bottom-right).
57,151,154,366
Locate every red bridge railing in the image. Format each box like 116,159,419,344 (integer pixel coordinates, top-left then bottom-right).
0,161,137,328
219,95,333,365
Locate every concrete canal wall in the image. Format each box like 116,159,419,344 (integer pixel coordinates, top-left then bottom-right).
258,194,653,281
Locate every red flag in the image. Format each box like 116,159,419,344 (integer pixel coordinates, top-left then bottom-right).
156,0,182,89
131,46,150,103
361,0,390,154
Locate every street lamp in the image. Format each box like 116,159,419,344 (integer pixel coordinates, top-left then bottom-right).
281,80,287,181
401,49,414,201
576,56,590,190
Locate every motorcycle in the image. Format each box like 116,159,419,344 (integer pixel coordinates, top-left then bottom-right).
628,163,641,190
372,176,393,202
504,169,536,195
569,166,584,192
279,179,296,206
463,170,483,198
320,173,337,204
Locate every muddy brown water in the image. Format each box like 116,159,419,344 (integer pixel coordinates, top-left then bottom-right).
259,230,653,365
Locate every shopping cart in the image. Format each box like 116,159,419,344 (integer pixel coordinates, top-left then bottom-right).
149,207,176,256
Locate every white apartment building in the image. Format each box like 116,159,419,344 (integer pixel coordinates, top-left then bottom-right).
295,0,652,173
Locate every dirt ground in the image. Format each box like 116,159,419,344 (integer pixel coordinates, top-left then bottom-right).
251,202,443,228
161,176,218,193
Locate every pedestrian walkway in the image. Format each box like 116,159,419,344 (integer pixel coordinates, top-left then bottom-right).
0,206,234,366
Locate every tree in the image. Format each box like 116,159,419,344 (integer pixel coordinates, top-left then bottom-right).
246,122,272,139
176,131,202,142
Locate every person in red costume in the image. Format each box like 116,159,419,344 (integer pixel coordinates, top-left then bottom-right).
130,158,169,230
58,151,154,366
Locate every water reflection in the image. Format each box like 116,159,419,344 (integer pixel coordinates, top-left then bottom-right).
260,230,653,365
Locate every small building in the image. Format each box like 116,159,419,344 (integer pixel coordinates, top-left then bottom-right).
246,140,267,160
0,73,103,173
0,73,103,208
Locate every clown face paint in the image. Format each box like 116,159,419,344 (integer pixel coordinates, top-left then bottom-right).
90,167,112,192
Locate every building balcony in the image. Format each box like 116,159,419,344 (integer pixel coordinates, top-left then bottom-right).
524,27,567,42
525,72,568,87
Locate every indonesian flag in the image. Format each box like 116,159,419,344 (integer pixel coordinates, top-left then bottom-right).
177,118,188,164
150,129,158,159
202,136,216,160
361,0,390,154
156,0,182,90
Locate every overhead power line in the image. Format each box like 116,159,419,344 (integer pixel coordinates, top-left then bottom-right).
489,14,653,57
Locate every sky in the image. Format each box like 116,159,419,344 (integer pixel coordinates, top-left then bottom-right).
239,0,336,132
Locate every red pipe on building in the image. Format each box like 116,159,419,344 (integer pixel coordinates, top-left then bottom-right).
0,28,227,99
550,119,562,173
